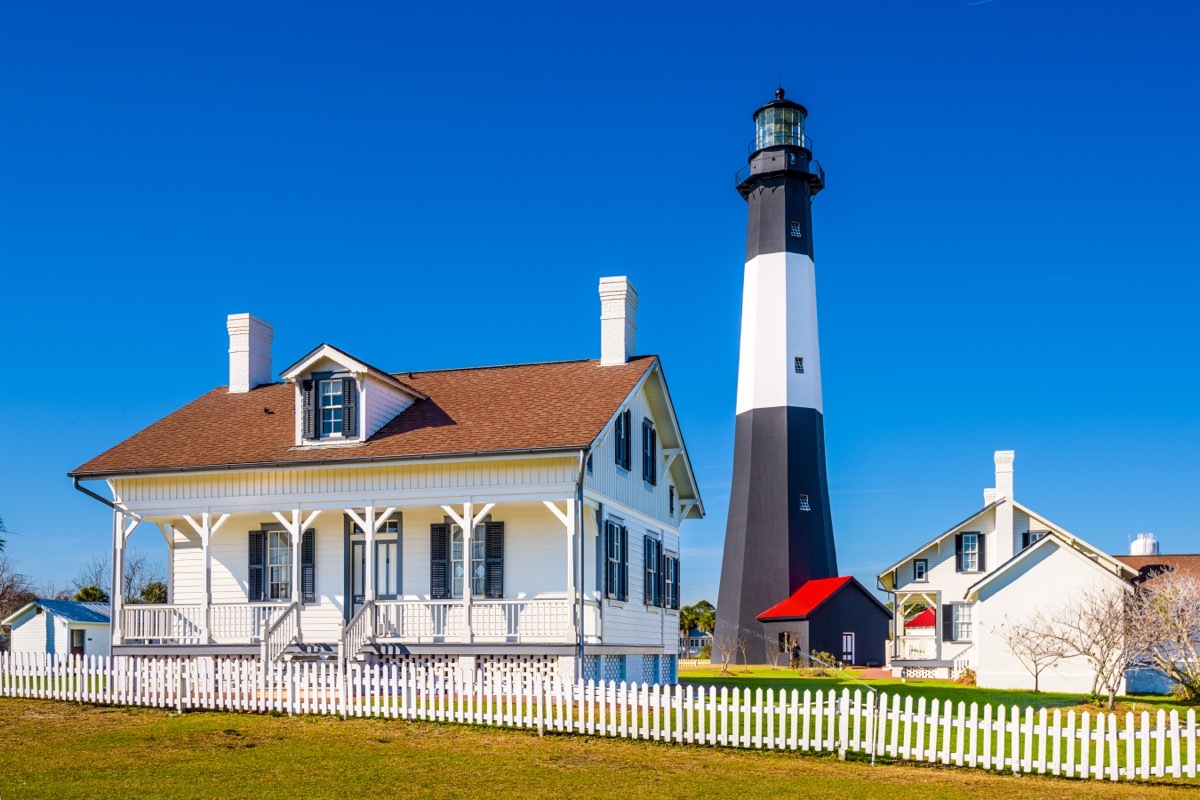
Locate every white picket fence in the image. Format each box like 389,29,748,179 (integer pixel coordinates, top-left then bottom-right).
1,652,1196,782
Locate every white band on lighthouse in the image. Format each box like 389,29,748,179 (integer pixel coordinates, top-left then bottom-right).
734,251,823,415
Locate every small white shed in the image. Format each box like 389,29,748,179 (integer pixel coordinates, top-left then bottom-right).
2,599,111,656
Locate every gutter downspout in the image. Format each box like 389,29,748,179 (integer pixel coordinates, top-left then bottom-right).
73,477,115,509
576,449,587,683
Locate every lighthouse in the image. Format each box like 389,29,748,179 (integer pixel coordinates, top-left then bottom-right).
715,89,840,664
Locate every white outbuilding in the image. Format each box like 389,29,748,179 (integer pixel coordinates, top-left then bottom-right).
2,600,111,657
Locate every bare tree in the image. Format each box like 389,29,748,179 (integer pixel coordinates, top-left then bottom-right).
0,555,37,623
1127,570,1200,701
996,614,1070,692
71,551,165,604
758,627,787,670
1033,584,1132,709
713,626,748,675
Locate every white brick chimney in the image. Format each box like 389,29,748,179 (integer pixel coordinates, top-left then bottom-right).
599,276,638,366
992,450,1016,566
227,313,273,393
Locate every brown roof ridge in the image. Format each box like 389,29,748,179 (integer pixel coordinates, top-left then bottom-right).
389,354,657,378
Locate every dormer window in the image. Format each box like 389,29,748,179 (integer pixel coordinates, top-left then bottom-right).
320,379,345,437
301,375,358,441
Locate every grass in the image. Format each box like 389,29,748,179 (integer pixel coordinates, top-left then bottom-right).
680,665,1192,717
1,698,1196,799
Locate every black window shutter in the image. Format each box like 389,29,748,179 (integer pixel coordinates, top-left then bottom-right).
603,522,613,597
671,557,680,609
669,486,675,515
649,425,657,485
978,534,986,572
643,537,654,605
301,529,316,603
342,377,358,437
942,604,955,642
618,525,629,601
484,521,504,599
248,531,265,602
614,413,625,468
1021,531,1030,550
642,419,650,480
954,533,964,572
430,524,449,599
656,543,665,607
301,379,318,439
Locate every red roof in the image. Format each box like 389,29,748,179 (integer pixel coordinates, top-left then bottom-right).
905,607,935,628
757,576,853,621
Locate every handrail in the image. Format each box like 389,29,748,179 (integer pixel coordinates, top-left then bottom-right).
260,601,299,664
341,599,375,661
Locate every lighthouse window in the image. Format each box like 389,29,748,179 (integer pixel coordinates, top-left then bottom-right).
798,494,811,512
794,357,804,374
789,221,803,238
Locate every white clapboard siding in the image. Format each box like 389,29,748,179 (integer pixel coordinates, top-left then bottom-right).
3,653,1196,783
112,456,580,507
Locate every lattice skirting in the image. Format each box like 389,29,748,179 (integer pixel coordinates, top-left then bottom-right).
475,654,560,683
901,666,950,680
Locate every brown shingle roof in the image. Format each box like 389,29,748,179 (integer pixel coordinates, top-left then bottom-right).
1115,554,1200,586
71,357,656,476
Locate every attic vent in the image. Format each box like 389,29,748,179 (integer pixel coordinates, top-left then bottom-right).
789,221,803,238
798,494,811,512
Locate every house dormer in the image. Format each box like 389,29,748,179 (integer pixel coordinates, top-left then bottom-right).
280,343,426,447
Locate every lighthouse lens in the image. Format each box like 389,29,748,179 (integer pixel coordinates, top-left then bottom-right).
755,106,806,150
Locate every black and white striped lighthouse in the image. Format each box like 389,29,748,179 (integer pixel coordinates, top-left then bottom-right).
715,89,838,664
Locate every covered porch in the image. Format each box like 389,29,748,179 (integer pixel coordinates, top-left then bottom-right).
887,590,974,678
111,496,597,659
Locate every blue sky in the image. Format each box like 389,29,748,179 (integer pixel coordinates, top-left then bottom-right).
1,1,1196,603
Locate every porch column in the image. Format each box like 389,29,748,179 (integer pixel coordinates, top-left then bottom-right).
344,506,398,607
111,510,141,646
155,524,175,605
442,501,494,644
543,499,576,642
183,513,229,644
272,508,322,643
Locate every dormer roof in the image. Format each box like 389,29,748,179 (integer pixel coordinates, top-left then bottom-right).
280,343,427,399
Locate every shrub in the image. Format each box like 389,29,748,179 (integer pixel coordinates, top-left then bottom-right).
698,644,712,659
954,667,977,686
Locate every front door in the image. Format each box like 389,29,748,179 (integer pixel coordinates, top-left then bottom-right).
70,629,85,656
841,632,855,665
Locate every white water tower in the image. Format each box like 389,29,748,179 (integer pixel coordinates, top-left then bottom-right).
1130,532,1160,556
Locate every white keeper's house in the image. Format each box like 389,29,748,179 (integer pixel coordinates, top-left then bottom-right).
69,277,703,684
878,450,1138,693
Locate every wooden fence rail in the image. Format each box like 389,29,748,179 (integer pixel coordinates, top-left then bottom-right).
1,652,1195,782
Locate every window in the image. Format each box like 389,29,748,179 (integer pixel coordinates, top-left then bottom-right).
794,356,804,374
614,409,632,471
644,536,662,606
798,494,811,512
604,520,628,601
960,532,979,572
664,554,679,609
268,531,292,600
952,604,973,642
319,379,344,437
642,418,657,486
301,375,358,440
450,524,487,599
789,220,803,238
586,453,593,475
913,558,928,582
1022,530,1048,549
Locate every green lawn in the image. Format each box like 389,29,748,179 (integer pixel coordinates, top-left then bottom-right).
680,665,1192,717
2,698,1196,799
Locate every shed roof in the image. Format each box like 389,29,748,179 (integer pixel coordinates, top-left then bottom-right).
1,600,110,626
757,576,854,621
905,607,936,628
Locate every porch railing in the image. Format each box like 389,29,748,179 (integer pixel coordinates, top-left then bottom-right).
260,602,299,663
896,636,937,660
472,599,571,642
121,604,204,644
342,599,375,658
374,600,463,641
953,645,977,678
210,603,289,643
